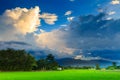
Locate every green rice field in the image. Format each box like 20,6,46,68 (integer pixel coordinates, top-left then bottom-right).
0,70,120,80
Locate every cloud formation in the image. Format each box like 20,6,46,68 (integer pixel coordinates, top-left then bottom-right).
0,6,58,41
67,17,74,22
74,55,101,60
65,11,74,22
36,13,120,58
36,29,75,54
111,0,120,5
0,6,58,36
65,11,72,16
108,11,116,15
1,6,120,59
40,13,58,25
1,6,40,35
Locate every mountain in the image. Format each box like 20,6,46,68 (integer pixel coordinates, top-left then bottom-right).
56,58,113,68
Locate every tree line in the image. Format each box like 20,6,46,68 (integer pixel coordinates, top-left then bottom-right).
63,62,120,70
0,48,59,71
0,48,120,71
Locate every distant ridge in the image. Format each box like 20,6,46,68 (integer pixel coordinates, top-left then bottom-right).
57,58,113,67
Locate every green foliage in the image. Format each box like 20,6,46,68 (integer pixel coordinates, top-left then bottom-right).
37,59,47,70
0,48,36,71
37,54,59,70
46,54,54,61
95,64,100,70
106,62,118,70
106,66,115,70
46,54,59,70
116,66,120,69
112,62,117,69
0,49,59,71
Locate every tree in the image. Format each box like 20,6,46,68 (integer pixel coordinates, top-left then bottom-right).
95,64,100,70
106,66,115,70
112,62,117,69
0,48,36,71
37,59,47,70
46,54,54,61
46,54,59,70
0,49,60,71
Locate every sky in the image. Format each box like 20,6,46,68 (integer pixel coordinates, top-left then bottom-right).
0,0,110,31
0,0,120,61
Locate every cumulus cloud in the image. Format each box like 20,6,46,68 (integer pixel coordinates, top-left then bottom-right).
36,29,75,55
1,6,40,35
35,13,120,58
1,6,120,59
0,6,58,41
40,13,58,25
65,11,72,16
0,6,58,36
0,6,59,58
111,0,120,5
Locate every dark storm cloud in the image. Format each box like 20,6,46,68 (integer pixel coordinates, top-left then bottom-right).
59,13,120,50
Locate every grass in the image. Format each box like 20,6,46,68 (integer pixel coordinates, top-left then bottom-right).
0,70,120,80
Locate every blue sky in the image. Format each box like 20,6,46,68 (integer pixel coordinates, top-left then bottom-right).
1,0,120,60
0,0,110,31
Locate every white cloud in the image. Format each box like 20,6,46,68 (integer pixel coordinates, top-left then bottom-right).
40,13,58,25
39,29,45,33
2,6,40,35
65,11,72,16
74,55,101,60
0,6,58,36
74,55,83,59
60,24,68,27
111,0,120,5
108,11,116,15
0,6,59,56
65,11,74,22
67,17,74,21
36,29,75,55
106,17,113,20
